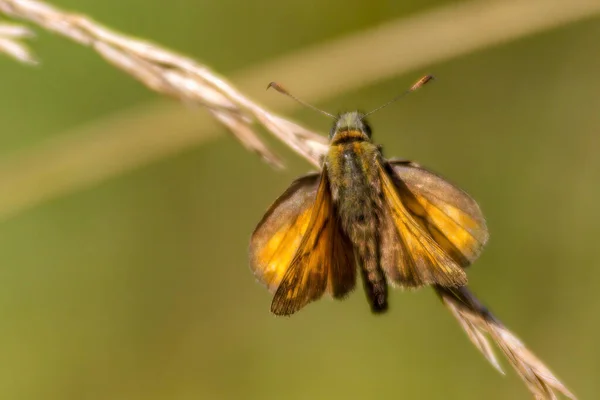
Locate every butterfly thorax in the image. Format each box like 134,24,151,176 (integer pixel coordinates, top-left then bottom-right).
325,120,388,312
326,131,382,216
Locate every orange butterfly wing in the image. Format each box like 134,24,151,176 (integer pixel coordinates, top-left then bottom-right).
388,160,488,266
379,160,479,288
249,169,356,315
250,173,318,293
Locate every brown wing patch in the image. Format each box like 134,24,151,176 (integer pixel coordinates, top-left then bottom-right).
250,169,356,315
387,160,488,267
379,163,467,288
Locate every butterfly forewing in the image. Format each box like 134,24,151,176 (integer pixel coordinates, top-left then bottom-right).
378,162,468,288
250,169,356,315
250,173,320,293
387,160,488,267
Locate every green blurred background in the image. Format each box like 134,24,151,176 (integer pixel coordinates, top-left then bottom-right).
0,0,599,399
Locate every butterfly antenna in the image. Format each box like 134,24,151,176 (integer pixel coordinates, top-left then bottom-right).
364,74,435,117
267,82,335,118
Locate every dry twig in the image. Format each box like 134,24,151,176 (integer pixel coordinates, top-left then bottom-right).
437,287,576,400
0,19,36,63
0,0,579,398
0,0,328,169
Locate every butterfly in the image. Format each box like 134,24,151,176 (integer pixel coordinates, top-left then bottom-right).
249,76,488,316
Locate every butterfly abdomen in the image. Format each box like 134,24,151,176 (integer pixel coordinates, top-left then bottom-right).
326,136,388,313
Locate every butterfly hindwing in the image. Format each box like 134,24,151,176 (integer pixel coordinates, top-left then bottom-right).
250,168,356,315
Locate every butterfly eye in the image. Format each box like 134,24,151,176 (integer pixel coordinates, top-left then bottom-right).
362,120,372,138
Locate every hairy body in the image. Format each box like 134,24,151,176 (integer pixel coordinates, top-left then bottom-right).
325,112,388,312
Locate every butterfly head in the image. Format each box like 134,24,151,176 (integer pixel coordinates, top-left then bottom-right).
330,111,372,142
